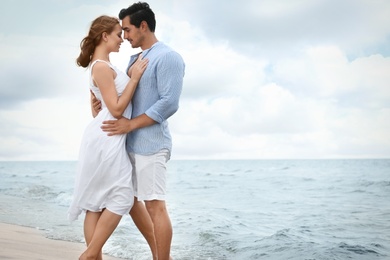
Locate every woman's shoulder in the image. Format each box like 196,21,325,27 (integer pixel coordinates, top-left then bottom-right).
91,60,114,72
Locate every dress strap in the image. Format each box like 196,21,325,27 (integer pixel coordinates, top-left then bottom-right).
90,59,113,69
90,59,115,78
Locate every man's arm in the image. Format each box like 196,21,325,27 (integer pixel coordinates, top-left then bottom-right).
101,114,156,136
90,91,101,118
144,51,184,123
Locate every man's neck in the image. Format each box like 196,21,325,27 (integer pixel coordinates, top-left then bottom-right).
141,34,158,50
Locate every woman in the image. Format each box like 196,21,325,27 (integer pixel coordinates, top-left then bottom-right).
68,15,148,260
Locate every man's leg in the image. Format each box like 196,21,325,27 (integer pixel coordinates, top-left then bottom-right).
145,200,172,260
129,152,158,259
130,198,158,260
132,149,172,259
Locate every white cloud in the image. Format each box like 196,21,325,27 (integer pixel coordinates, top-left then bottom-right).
173,0,390,59
0,97,91,161
273,45,390,105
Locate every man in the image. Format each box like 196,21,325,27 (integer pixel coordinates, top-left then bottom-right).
100,2,185,260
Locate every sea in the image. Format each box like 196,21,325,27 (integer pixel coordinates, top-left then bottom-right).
0,159,389,260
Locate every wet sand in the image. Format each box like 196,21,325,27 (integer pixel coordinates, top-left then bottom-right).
0,222,121,260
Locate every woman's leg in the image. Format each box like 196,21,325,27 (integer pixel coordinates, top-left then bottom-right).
80,209,122,260
83,211,103,260
130,197,158,260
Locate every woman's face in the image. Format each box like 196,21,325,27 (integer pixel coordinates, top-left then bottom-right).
107,24,124,52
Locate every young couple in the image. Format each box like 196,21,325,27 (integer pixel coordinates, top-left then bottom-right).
68,2,185,260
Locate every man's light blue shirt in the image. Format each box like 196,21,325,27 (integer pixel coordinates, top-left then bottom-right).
125,41,185,157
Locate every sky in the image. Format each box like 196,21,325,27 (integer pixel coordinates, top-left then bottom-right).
0,0,389,161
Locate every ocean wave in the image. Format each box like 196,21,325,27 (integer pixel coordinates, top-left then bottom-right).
338,242,385,257
1,159,390,260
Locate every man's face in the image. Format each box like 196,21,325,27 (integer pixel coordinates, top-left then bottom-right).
121,16,143,49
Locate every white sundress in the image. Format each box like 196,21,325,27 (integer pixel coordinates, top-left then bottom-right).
68,60,134,221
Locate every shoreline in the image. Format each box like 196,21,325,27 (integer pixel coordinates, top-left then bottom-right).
0,222,121,260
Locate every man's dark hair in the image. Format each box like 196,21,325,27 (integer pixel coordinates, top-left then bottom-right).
119,2,156,32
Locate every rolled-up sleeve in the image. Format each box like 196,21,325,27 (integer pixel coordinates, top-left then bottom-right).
145,51,185,123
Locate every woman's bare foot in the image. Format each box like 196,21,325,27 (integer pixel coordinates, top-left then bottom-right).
79,252,87,260
79,252,97,260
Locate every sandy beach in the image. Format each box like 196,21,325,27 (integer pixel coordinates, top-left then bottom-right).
0,222,121,260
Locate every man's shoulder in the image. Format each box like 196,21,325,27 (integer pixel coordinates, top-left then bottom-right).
154,43,183,64
155,42,180,55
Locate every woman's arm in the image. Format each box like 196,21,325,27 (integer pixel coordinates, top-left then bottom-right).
92,58,148,119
